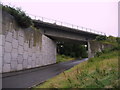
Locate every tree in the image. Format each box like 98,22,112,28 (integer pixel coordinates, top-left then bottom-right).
96,35,107,41
57,42,88,58
107,36,116,43
116,37,120,44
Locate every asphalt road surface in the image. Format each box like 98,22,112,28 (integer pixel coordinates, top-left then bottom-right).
2,58,88,88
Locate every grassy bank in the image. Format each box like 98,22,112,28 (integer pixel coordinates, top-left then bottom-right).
56,54,75,63
34,50,119,88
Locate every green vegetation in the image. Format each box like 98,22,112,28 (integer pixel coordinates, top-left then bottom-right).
1,4,42,47
1,4,32,28
95,35,119,46
24,26,42,47
56,54,75,63
96,35,107,41
116,37,120,44
57,43,88,58
34,48,119,88
95,45,120,57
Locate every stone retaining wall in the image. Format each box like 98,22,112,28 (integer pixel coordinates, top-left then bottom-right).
88,41,113,58
0,11,56,73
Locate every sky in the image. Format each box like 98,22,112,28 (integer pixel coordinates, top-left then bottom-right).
1,0,118,36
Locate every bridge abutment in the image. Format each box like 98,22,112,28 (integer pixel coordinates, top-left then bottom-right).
1,11,56,73
88,41,113,59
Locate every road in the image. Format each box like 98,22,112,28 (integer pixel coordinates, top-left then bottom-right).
2,58,88,88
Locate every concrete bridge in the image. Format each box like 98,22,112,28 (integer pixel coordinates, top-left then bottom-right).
33,19,106,58
33,20,103,43
1,11,110,73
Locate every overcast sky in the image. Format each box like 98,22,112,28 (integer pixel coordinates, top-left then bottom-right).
1,0,118,36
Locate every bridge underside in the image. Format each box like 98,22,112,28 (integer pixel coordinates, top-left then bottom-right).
46,35,87,44
33,20,102,58
34,20,99,44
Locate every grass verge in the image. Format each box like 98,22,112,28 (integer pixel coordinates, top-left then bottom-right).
33,50,119,88
56,54,75,63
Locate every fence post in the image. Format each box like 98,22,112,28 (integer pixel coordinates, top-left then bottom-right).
42,17,43,21
72,24,73,28
77,26,78,29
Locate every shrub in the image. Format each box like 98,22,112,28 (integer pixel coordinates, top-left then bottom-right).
1,4,42,47
110,46,120,51
116,37,120,44
106,36,117,43
96,35,107,41
57,43,88,58
95,52,102,57
2,4,33,28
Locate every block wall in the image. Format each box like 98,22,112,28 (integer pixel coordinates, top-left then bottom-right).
0,11,56,73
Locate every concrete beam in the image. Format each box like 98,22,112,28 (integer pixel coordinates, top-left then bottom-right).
34,20,99,43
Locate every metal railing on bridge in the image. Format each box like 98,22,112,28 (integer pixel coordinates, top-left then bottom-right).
27,13,106,36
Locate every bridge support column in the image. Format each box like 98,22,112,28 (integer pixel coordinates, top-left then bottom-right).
88,41,94,59
88,41,103,59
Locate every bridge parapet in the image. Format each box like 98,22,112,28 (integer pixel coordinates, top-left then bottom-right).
27,13,106,36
